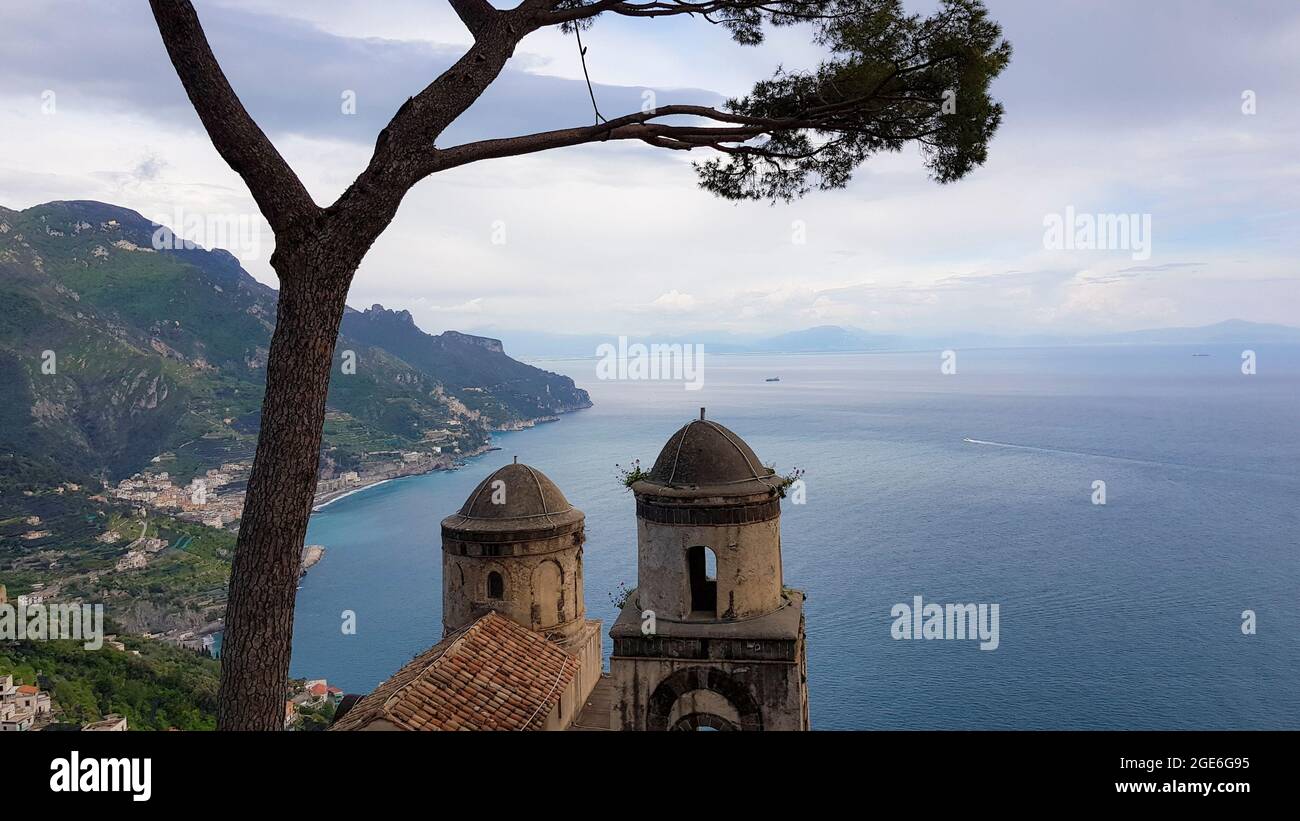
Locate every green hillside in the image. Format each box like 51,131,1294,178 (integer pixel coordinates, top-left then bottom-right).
0,199,591,487
0,637,220,730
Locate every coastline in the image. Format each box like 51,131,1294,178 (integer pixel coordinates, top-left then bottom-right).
312,478,394,512
307,410,585,512
309,442,501,512
210,411,584,652
300,544,325,577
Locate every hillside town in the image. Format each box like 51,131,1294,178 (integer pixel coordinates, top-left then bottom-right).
107,447,464,526
110,464,251,530
285,678,345,730
1,442,479,729
1,672,125,732
0,673,52,732
2,663,341,732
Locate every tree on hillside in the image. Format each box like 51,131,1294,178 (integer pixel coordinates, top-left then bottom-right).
148,0,1010,730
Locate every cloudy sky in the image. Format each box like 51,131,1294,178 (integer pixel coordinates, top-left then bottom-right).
1,0,1297,337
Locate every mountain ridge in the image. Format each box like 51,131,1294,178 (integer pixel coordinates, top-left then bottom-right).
0,199,590,487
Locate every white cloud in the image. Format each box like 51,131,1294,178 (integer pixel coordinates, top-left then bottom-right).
0,0,1297,337
647,290,697,313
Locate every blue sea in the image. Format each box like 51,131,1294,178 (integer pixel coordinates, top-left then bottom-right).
289,345,1300,729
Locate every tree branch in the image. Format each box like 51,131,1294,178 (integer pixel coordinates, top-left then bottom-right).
543,0,850,27
327,2,558,239
147,0,319,237
449,0,498,38
429,104,819,170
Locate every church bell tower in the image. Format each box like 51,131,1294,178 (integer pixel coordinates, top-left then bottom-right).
608,410,810,730
441,460,594,649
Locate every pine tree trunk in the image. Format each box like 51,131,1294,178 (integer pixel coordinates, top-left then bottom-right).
216,256,352,730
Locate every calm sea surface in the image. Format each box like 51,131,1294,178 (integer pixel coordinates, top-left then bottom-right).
290,345,1300,729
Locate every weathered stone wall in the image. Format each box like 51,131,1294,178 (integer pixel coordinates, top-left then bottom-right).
635,517,784,622
609,650,806,731
614,482,809,731
544,619,604,730
442,529,587,641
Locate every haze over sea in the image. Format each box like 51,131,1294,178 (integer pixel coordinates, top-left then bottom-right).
290,345,1300,729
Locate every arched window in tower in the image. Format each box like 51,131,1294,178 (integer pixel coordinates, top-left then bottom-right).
532,560,564,628
487,571,505,600
687,545,718,616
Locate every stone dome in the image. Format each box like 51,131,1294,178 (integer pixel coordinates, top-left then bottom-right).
442,462,583,537
639,415,780,495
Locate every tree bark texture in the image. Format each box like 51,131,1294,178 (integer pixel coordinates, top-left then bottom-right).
216,259,352,730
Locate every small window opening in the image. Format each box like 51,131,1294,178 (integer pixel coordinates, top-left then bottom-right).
687,545,717,615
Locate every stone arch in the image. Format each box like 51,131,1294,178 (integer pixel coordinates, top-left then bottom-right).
671,712,736,731
667,688,741,731
531,559,564,627
573,552,584,619
646,666,762,731
481,561,508,601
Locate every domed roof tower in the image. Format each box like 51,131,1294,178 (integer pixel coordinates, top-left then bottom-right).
444,461,584,536
644,415,783,492
610,410,810,731
628,410,787,622
441,460,588,642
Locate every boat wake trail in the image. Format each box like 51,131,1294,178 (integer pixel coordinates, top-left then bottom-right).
962,437,1092,456
963,437,1174,466
961,438,1294,480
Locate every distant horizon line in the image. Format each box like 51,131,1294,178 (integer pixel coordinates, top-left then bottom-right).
396,317,1300,350
516,341,1299,363
459,316,1300,340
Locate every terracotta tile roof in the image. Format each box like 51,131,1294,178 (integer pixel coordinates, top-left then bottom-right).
16,685,38,695
331,611,579,731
